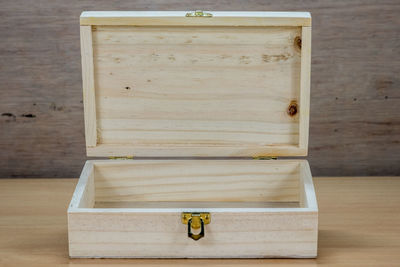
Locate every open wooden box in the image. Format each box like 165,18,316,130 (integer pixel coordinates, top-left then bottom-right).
68,11,317,258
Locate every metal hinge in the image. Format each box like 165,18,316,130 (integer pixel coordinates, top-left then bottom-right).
186,10,213,17
252,156,278,160
108,156,134,160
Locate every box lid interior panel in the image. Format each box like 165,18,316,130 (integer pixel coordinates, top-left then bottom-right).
80,12,311,157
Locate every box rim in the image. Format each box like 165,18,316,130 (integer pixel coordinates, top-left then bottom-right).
80,11,311,26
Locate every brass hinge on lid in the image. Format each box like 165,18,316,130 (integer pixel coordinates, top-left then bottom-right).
253,156,278,160
108,156,134,160
186,10,213,17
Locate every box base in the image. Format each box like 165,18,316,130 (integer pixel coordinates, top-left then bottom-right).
68,160,318,258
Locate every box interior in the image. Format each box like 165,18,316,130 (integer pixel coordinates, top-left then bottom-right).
74,160,314,210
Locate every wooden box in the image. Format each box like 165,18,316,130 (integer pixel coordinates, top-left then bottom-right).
68,11,317,258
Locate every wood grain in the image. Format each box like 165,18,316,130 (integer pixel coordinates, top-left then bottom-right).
92,160,302,203
80,26,97,147
299,26,311,151
68,211,318,258
88,20,307,157
0,0,399,177
1,177,400,265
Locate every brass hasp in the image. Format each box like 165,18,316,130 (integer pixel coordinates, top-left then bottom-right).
181,212,211,241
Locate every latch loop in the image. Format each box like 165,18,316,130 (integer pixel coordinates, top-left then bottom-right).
181,212,211,241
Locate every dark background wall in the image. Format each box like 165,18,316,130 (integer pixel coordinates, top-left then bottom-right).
0,0,399,178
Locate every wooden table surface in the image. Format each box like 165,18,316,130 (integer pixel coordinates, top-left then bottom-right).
0,177,399,266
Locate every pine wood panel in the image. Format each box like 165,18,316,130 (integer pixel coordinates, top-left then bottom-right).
80,26,97,147
88,22,306,157
92,160,301,203
80,11,312,26
94,201,301,208
0,0,399,177
68,211,318,258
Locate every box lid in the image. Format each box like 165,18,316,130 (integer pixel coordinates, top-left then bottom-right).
80,11,311,157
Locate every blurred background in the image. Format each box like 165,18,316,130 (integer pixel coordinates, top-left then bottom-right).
0,0,399,178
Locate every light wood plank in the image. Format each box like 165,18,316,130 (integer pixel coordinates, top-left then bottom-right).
92,160,301,203
88,24,308,157
80,11,311,26
68,211,317,258
87,143,307,157
68,161,94,209
80,26,97,147
299,26,311,153
299,161,318,210
94,201,300,209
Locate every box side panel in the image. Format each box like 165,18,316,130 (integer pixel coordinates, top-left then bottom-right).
298,26,311,154
299,160,318,210
68,161,95,256
81,26,97,148
68,161,95,209
68,211,317,258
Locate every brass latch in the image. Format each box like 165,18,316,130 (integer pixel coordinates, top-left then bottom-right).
252,156,278,160
108,156,134,160
185,10,213,17
181,212,211,241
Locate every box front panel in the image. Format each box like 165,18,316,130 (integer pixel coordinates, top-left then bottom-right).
68,211,317,258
